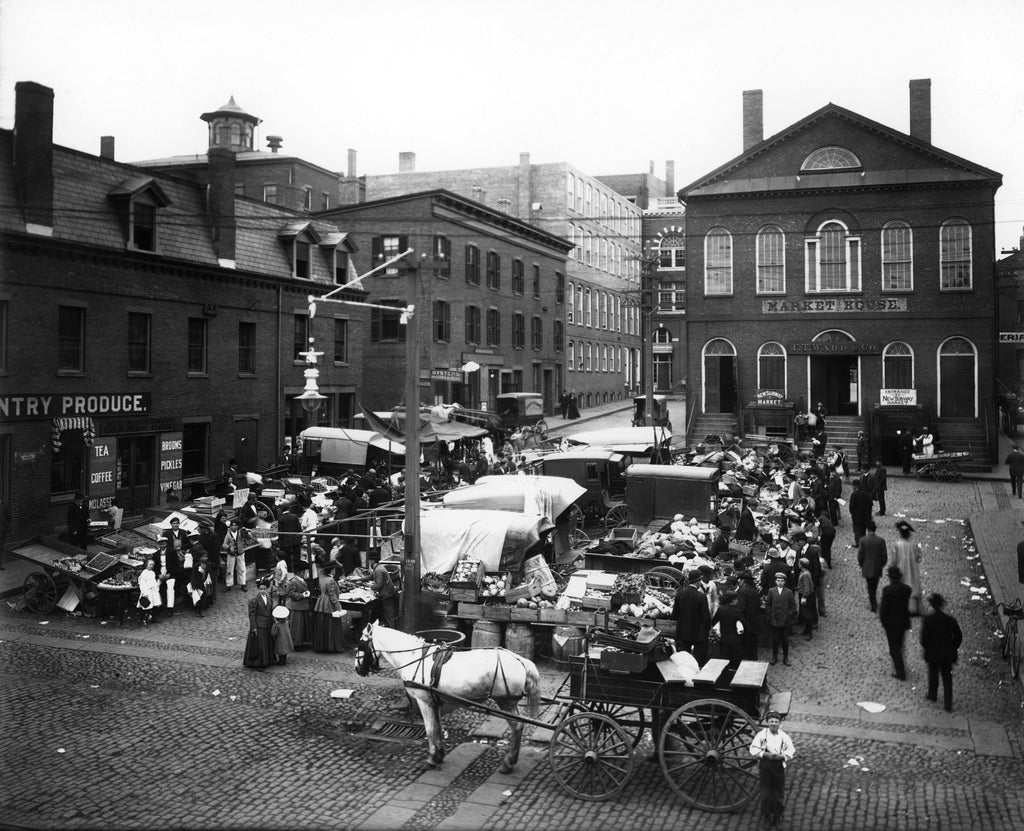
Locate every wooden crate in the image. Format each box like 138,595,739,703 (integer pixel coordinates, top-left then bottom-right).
505,578,540,603
579,594,613,611
449,560,484,603
479,571,511,602
567,609,596,627
510,606,540,622
539,608,567,624
483,603,512,621
656,619,676,634
600,649,648,674
458,602,484,619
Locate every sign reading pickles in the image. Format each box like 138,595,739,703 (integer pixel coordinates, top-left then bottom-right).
159,431,183,497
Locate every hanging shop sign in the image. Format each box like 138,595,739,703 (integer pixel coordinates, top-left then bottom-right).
999,333,1024,342
880,389,917,406
430,369,464,381
159,431,183,497
752,389,786,407
0,392,151,421
762,297,907,314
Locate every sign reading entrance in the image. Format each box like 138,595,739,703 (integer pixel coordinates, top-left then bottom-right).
763,297,907,314
880,388,917,406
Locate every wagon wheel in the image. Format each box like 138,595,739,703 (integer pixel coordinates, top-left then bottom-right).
534,419,549,440
568,702,647,748
23,572,58,614
645,566,686,592
932,460,960,482
569,527,592,548
604,504,629,531
566,505,590,547
657,698,760,813
549,711,635,801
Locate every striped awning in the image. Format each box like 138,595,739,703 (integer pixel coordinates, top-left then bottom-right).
51,417,96,452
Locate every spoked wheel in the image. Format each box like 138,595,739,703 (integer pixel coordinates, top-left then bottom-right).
1003,619,1021,678
549,712,635,801
569,527,592,548
657,699,760,813
23,572,58,614
568,702,647,748
645,566,686,592
604,504,629,530
534,419,549,440
932,461,960,482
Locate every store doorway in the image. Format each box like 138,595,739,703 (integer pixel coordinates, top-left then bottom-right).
810,356,859,416
234,419,259,473
115,436,155,514
703,339,737,414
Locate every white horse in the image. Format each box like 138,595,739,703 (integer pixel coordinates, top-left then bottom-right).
355,622,541,772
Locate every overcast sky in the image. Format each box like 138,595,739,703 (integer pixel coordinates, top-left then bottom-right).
2,0,1022,252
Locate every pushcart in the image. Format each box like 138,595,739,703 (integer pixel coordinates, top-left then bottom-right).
10,535,143,619
911,450,970,482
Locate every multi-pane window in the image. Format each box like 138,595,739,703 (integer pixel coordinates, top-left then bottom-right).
758,342,786,393
585,231,592,266
659,234,686,269
585,183,592,217
187,317,208,373
433,301,450,342
182,422,209,479
567,283,575,323
756,226,785,293
883,342,914,389
370,301,406,342
532,265,541,299
805,221,861,292
555,272,565,304
333,250,349,284
704,228,733,295
881,221,913,290
940,218,972,290
554,320,564,353
372,235,406,276
263,184,277,203
465,244,481,285
512,259,524,295
585,342,592,371
512,313,525,349
131,202,156,251
575,179,583,213
303,187,313,210
293,314,309,360
601,345,608,372
50,430,85,496
568,224,576,259
238,321,256,374
600,238,608,271
432,235,451,278
584,288,592,326
486,308,501,346
486,251,501,289
658,282,686,312
58,306,85,372
601,293,608,329
294,240,311,279
465,305,481,344
128,312,151,373
568,340,575,370
333,318,348,364
576,284,584,325
531,316,542,350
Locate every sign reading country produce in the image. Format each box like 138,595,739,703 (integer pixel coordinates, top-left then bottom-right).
0,392,152,421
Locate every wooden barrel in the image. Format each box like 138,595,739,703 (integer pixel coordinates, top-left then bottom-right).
472,619,503,649
504,622,535,660
550,625,586,668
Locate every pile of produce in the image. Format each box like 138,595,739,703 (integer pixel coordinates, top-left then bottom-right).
480,573,509,598
451,558,483,584
53,556,83,573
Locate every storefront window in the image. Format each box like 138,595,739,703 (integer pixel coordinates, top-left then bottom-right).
50,432,85,496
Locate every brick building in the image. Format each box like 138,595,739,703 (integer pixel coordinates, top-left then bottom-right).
0,82,365,544
642,194,688,397
346,153,648,409
679,81,1002,465
319,190,572,413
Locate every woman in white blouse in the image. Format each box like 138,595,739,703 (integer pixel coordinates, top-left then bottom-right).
749,712,796,828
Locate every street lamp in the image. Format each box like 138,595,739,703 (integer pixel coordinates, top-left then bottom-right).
296,337,326,415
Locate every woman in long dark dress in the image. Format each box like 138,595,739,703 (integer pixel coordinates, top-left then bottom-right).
312,561,348,652
566,391,581,420
243,576,275,669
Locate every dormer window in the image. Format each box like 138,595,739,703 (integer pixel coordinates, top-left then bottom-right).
132,201,157,251
801,146,861,171
295,240,311,279
278,221,322,280
318,231,357,285
108,177,170,254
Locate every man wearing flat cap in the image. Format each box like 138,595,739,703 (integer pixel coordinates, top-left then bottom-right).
878,565,911,680
673,569,712,666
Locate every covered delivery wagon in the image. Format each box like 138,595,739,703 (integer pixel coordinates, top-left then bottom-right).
297,427,405,475
625,464,721,527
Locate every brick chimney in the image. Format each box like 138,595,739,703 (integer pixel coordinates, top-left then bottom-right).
665,161,675,196
399,151,416,172
742,89,763,151
207,146,236,265
14,81,54,232
347,148,357,178
909,78,931,144
518,152,531,218
100,136,115,160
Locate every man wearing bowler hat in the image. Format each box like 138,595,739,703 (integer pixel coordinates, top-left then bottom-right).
878,565,912,680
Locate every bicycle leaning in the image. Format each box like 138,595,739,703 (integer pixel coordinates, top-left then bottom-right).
996,598,1024,679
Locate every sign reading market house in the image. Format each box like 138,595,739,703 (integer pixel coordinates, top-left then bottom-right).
0,392,152,421
880,388,917,406
762,297,907,314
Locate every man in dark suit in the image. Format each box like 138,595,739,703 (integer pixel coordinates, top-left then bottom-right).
765,572,797,666
735,570,763,660
559,391,570,420
708,525,733,560
673,570,712,666
161,517,192,563
826,468,843,527
276,503,303,573
760,547,793,595
848,478,873,546
66,492,90,551
898,429,914,475
920,592,963,711
857,520,888,612
237,493,261,530
816,509,835,569
878,565,912,680
154,536,184,616
736,499,759,542
712,591,745,669
1005,445,1024,499
870,459,888,515
793,530,825,616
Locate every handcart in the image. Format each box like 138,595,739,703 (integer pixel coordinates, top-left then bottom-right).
911,450,970,482
10,535,143,619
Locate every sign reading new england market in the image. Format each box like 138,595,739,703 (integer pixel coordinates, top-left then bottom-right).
0,393,152,421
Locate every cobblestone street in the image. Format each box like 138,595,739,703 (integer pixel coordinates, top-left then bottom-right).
1,463,1023,830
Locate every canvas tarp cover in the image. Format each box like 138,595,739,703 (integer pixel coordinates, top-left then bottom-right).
418,509,554,575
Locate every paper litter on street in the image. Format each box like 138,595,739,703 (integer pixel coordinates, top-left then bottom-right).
330,689,354,699
856,701,885,713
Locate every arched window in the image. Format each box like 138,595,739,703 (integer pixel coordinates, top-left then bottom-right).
704,228,732,295
756,226,785,293
801,146,861,170
659,234,686,270
881,221,913,291
805,220,861,292
653,327,672,344
757,342,786,394
938,337,977,417
940,219,972,290
882,341,914,389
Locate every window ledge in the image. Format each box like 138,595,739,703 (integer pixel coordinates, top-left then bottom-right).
939,287,973,293
56,370,85,377
127,371,153,378
187,372,209,379
237,373,257,379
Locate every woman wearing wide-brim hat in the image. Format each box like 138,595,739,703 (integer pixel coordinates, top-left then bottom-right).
892,520,923,615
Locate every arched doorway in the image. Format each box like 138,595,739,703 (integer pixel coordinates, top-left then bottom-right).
702,338,737,414
938,337,977,417
809,330,859,416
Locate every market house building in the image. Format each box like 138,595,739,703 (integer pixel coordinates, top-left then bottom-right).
319,190,572,414
0,81,365,543
679,81,1002,466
